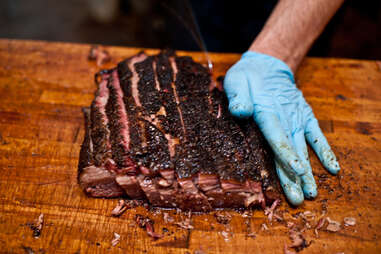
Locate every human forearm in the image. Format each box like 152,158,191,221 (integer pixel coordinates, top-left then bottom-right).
249,0,344,72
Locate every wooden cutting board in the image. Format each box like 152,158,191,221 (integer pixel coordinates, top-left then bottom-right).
0,39,380,254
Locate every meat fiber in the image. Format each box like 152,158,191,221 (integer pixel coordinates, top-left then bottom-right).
78,50,280,212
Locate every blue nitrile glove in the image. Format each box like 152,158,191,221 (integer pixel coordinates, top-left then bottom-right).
224,51,340,206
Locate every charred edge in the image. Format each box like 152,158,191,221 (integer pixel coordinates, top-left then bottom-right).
173,56,255,183
105,74,128,168
156,52,174,92
90,102,110,166
172,56,214,178
78,108,93,180
212,84,279,201
169,56,187,139
156,53,182,137
238,120,272,181
118,59,132,84
118,57,147,166
238,119,280,202
174,56,210,98
135,56,161,115
139,119,171,173
208,88,261,183
129,52,148,107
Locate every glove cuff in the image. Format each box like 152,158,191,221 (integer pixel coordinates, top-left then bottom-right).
241,51,295,82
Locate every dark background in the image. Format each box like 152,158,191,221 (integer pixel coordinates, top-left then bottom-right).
0,0,380,60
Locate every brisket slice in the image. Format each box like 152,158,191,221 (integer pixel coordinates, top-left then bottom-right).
78,51,280,211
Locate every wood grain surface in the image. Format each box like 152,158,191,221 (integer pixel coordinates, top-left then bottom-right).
0,39,380,254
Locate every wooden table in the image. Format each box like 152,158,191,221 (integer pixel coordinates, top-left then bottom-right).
0,39,380,254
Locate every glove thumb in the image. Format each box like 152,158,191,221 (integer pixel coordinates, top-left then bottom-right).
223,69,253,118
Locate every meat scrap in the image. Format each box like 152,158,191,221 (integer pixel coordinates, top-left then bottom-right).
314,217,326,237
111,200,128,217
247,232,256,239
261,223,269,231
286,221,295,229
88,45,111,66
326,217,341,232
175,217,194,230
214,211,232,224
111,232,121,247
29,213,44,238
111,200,144,217
289,229,307,250
135,214,162,240
302,211,315,220
264,199,280,222
288,225,310,252
163,212,174,223
219,229,233,242
344,217,356,226
241,210,252,218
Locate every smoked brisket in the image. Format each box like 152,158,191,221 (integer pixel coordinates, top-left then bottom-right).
78,51,280,211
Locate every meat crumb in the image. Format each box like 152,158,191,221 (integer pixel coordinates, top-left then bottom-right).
261,223,269,231
241,211,252,218
303,211,315,219
220,231,232,242
273,213,284,222
314,217,326,237
112,200,143,217
344,217,356,226
214,211,232,224
326,217,341,232
288,224,310,251
264,199,281,222
163,212,174,223
111,200,128,217
286,221,295,229
247,232,256,239
111,232,120,247
175,217,194,230
29,213,44,238
88,45,111,66
135,214,162,240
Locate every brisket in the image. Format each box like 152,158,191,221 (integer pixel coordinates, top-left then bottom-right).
78,51,280,212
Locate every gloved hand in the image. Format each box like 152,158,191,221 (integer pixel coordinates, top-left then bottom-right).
224,51,340,206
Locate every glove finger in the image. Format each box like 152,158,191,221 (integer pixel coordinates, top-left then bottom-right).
275,161,304,206
223,69,254,118
254,111,308,176
292,130,317,199
305,117,340,175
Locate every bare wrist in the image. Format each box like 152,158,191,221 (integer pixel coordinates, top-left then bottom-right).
248,40,299,72
247,0,344,73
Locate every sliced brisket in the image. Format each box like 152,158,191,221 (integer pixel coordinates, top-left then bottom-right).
78,51,280,211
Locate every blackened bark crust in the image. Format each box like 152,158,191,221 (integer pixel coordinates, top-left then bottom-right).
78,51,280,211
